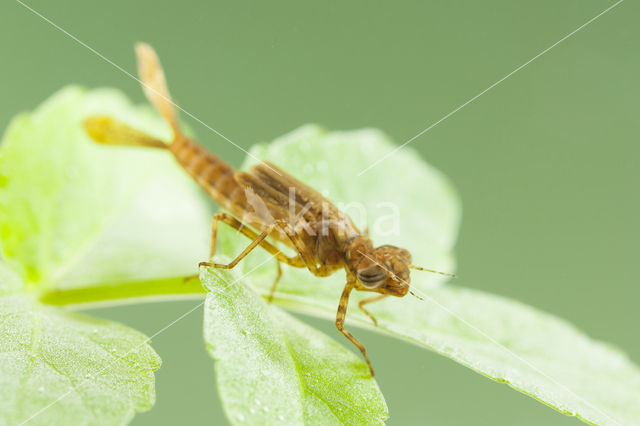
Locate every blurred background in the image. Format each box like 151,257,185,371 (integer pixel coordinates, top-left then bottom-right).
1,0,638,424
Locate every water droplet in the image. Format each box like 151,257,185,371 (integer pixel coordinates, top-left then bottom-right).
92,328,98,333
237,413,245,421
263,406,269,413
316,160,328,172
249,407,256,414
278,415,285,421
38,386,45,392
255,399,261,406
85,373,92,379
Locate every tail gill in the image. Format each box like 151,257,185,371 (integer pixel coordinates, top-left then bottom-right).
84,43,249,215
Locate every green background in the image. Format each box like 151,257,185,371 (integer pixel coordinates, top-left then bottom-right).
1,0,638,424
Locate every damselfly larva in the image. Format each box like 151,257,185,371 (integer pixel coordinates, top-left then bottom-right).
84,43,454,376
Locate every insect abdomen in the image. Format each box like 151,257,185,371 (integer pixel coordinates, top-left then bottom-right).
169,136,247,214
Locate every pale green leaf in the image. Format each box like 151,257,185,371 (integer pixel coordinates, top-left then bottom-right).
0,265,161,426
0,87,199,425
201,263,388,425
217,125,640,426
0,86,212,292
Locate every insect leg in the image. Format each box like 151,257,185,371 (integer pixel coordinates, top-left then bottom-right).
278,225,315,271
336,281,375,376
267,261,283,303
199,226,273,271
277,224,334,277
358,295,388,326
203,212,305,268
209,212,222,258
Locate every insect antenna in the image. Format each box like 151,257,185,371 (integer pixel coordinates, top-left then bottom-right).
409,265,456,278
409,290,424,301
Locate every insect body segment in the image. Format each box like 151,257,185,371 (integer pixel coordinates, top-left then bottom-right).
84,43,451,376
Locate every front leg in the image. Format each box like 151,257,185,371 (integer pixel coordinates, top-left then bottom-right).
277,222,334,278
336,281,375,376
358,295,388,326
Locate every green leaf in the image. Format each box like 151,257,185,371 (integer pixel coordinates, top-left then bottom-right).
0,86,212,292
217,125,640,426
201,263,388,425
0,87,210,425
0,264,161,426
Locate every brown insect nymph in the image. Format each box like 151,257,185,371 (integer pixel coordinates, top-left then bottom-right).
84,43,453,376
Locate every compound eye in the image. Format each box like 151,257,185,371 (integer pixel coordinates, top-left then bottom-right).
357,266,386,288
